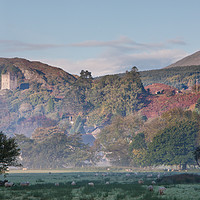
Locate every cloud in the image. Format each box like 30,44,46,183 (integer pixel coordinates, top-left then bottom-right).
168,38,187,45
0,36,186,54
42,49,188,77
0,40,67,52
121,49,188,69
70,36,165,51
70,36,186,51
0,37,188,76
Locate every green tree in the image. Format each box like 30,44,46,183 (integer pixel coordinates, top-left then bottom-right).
129,133,147,167
97,115,144,166
0,132,21,174
147,121,198,169
14,134,34,168
195,98,200,113
143,108,200,142
80,70,92,79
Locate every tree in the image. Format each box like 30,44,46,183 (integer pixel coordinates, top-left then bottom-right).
143,108,200,142
194,146,200,166
97,115,144,166
86,68,146,126
129,133,147,167
131,66,138,72
80,70,92,79
147,121,198,169
0,132,21,174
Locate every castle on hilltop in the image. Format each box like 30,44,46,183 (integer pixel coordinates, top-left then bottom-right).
1,72,17,90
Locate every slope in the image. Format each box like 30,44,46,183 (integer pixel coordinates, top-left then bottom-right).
140,83,200,118
167,51,200,68
0,57,77,88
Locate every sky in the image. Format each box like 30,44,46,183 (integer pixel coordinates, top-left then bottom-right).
0,0,200,77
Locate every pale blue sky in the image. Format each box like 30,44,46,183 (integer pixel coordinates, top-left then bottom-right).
0,0,200,76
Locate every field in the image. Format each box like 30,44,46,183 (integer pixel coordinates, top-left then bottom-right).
0,170,200,200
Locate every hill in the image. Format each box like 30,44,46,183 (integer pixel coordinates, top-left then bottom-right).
0,58,78,137
140,51,200,89
0,57,77,89
104,52,200,90
0,60,147,137
167,51,200,68
140,65,200,89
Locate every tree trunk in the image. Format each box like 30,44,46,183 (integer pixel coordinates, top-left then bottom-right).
182,163,187,170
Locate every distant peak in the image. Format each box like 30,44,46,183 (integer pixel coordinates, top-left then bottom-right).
166,50,200,68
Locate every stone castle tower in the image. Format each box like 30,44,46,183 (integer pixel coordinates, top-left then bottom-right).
1,72,17,90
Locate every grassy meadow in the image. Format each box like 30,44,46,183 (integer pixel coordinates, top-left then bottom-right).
0,170,200,200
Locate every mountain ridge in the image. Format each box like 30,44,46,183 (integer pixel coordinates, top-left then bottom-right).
0,56,200,137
